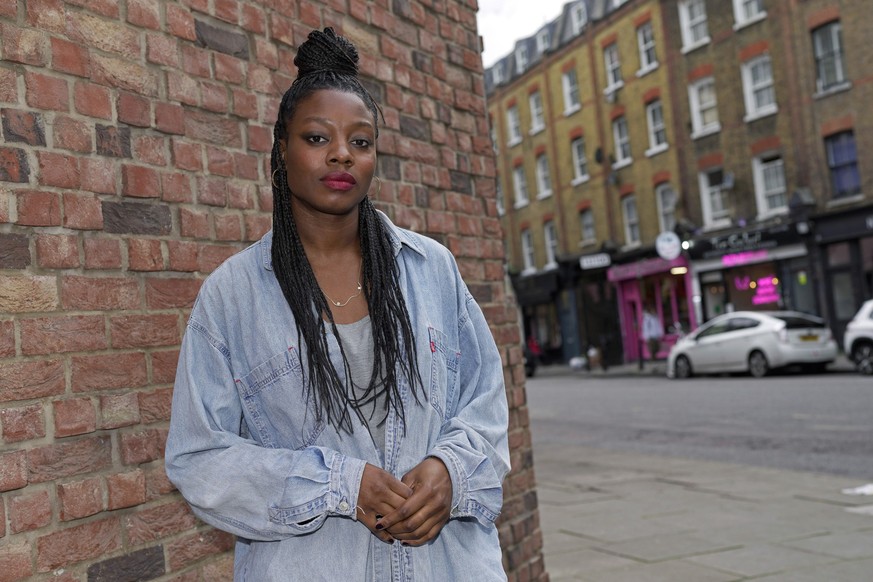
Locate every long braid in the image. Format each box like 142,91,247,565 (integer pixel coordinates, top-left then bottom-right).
270,28,422,434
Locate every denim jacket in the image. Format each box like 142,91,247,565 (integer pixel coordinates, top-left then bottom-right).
165,213,510,581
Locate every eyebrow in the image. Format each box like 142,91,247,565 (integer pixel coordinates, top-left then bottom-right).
300,116,374,130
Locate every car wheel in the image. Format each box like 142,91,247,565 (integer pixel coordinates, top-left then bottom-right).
674,355,692,379
853,341,873,375
748,350,769,378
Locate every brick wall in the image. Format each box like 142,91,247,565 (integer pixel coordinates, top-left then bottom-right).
0,1,546,580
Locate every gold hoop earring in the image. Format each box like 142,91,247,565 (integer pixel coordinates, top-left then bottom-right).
372,176,382,198
271,169,281,189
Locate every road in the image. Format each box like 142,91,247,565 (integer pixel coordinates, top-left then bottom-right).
526,369,873,480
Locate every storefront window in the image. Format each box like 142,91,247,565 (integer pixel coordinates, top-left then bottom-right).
827,242,850,267
861,236,873,297
831,272,856,320
726,262,781,311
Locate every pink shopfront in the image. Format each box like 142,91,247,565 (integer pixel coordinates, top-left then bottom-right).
607,255,698,363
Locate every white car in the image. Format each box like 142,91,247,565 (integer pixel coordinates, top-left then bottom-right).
843,299,873,375
668,311,838,379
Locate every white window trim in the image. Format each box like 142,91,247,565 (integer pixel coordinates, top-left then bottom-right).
535,155,553,200
636,22,659,77
742,55,778,122
513,166,529,209
570,4,588,36
579,209,596,246
688,77,721,139
655,183,677,233
603,44,623,95
515,45,528,74
698,170,731,230
622,196,641,248
812,22,848,96
529,92,545,135
495,179,505,217
536,29,550,54
543,221,558,270
679,0,711,54
521,229,536,274
645,100,668,156
612,117,633,169
732,0,767,31
562,70,582,116
506,107,522,147
570,137,589,184
752,154,789,220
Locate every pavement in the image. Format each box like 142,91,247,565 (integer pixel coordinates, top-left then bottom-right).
530,359,873,581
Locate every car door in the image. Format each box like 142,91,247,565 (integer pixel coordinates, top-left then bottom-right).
719,316,763,370
689,319,731,372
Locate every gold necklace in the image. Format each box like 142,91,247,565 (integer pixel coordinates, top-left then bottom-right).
323,281,363,307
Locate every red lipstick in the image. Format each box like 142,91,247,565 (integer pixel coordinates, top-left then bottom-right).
321,172,356,191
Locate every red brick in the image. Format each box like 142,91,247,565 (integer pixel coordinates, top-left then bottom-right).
99,392,140,429
245,214,271,241
35,234,80,269
16,190,61,227
37,151,80,188
25,71,68,111
196,176,228,206
170,139,203,171
0,450,28,492
184,109,242,147
36,517,122,572
247,124,272,152
181,44,210,77
161,172,192,203
1,23,48,66
201,81,229,113
133,135,168,166
27,435,112,484
67,11,139,59
57,476,104,521
214,53,245,84
231,87,258,119
253,36,278,69
51,37,90,77
91,53,158,97
214,0,239,23
121,164,161,198
0,540,33,581
126,500,195,545
0,360,65,404
197,243,237,273
240,3,265,33
0,319,16,358
146,31,179,68
167,69,199,107
180,207,210,238
167,240,199,272
53,397,97,437
71,352,148,392
80,157,117,194
143,464,175,501
84,237,122,269
205,146,233,177
118,92,152,127
120,428,164,465
227,182,256,210
155,102,185,134
139,387,173,423
73,81,112,119
1,404,46,443
53,115,92,153
168,529,234,572
0,67,18,103
233,152,259,181
65,0,118,18
0,274,58,313
127,0,160,29
9,489,52,533
110,314,179,348
63,192,103,230
145,278,201,309
127,238,164,271
20,315,106,356
151,349,180,384
26,0,65,33
0,0,17,19
61,275,140,310
214,212,242,241
107,469,146,510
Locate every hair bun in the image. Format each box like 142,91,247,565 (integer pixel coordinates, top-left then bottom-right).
294,27,359,79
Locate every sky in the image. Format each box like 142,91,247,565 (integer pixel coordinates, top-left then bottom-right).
477,0,573,68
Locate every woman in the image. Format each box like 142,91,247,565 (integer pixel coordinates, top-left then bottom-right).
165,28,510,581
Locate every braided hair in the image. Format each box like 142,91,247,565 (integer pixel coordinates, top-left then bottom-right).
270,28,422,434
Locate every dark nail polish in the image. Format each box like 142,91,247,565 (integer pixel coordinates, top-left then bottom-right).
375,523,383,530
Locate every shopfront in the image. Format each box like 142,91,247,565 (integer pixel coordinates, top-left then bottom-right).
577,252,623,367
687,221,816,323
812,203,873,343
512,269,565,364
607,254,696,363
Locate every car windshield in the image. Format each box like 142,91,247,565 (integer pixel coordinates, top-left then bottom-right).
768,314,826,329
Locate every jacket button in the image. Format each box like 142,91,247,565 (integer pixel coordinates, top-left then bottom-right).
338,501,350,511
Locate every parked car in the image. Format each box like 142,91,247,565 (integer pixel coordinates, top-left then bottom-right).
667,311,838,379
843,299,873,375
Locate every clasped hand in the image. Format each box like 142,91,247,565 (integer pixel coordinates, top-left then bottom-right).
356,457,452,546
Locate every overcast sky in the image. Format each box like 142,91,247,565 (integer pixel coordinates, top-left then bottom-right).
477,0,572,68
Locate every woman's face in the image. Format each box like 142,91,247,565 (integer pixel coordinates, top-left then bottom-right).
280,89,377,217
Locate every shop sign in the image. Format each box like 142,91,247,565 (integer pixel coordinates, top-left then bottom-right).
815,209,873,243
690,223,797,259
579,253,611,270
655,231,681,261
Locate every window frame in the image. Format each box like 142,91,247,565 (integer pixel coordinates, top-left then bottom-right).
699,168,731,228
604,43,623,93
622,195,640,247
536,29,551,54
543,220,558,269
655,182,677,234
732,0,766,30
535,154,553,199
742,54,777,121
512,165,529,208
515,44,528,74
521,228,536,274
612,116,632,168
495,177,505,217
825,131,862,200
812,21,848,94
580,209,596,245
570,3,588,36
506,106,522,146
562,69,581,115
636,21,658,75
570,136,589,185
688,76,720,138
678,0,710,53
645,99,668,156
752,153,788,218
529,91,545,134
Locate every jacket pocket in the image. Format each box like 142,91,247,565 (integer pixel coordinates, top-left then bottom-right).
236,347,325,450
427,326,460,420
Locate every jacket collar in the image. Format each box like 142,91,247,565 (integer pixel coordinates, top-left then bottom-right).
261,210,426,271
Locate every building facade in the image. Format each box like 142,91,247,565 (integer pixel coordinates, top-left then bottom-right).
487,0,873,364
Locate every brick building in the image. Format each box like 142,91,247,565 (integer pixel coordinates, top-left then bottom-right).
0,1,546,580
487,0,873,366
